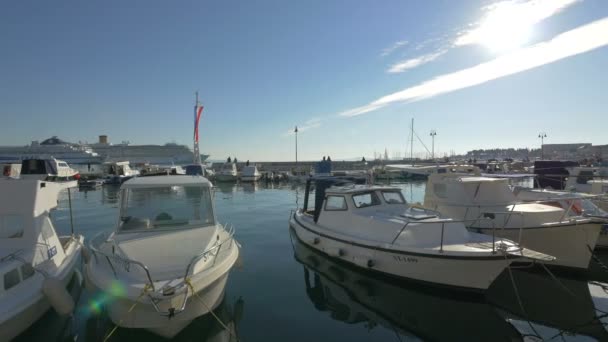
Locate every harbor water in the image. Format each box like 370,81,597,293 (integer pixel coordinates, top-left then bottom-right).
17,180,608,341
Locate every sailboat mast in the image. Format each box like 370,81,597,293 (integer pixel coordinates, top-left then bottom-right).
193,92,202,165
410,117,414,166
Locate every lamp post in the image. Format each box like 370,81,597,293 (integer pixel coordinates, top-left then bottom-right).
430,130,437,160
538,132,547,159
294,126,298,166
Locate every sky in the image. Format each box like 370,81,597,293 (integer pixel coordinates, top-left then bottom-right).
1,0,607,161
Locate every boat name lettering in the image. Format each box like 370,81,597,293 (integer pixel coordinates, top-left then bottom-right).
393,255,418,263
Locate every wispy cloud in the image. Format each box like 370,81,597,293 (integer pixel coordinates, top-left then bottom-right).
385,0,581,73
387,50,447,73
455,0,581,47
380,40,408,57
283,118,323,136
341,17,608,117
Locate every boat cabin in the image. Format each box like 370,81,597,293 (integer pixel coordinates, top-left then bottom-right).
20,158,79,181
303,177,408,223
0,180,71,293
103,161,137,177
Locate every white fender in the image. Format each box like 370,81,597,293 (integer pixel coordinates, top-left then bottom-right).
42,277,74,316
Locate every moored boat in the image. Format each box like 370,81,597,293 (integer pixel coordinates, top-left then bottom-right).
84,175,240,338
0,179,84,340
424,173,603,269
289,177,552,291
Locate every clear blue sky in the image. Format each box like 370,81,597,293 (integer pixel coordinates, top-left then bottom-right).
1,0,607,161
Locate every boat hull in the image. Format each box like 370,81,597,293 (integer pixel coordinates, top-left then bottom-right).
0,236,83,341
84,233,240,338
99,273,230,338
290,214,514,291
471,222,600,269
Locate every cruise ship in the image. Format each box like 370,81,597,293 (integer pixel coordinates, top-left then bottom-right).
0,136,103,164
86,135,209,165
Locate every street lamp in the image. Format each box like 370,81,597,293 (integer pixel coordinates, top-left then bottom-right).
294,126,299,165
430,130,437,160
538,132,547,159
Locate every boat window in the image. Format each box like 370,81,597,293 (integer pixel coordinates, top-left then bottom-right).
0,215,24,238
21,264,35,280
58,162,69,167
119,185,215,232
381,191,405,204
325,196,347,211
3,268,20,290
352,192,381,208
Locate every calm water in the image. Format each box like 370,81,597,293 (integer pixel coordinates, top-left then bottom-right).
16,180,608,341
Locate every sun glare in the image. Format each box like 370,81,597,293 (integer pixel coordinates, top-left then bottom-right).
477,3,532,52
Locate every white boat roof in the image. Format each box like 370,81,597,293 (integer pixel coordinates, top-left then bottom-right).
121,175,212,189
458,177,506,183
326,184,401,194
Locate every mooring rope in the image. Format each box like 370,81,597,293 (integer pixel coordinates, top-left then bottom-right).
185,278,240,342
103,283,152,342
588,244,608,273
505,255,542,339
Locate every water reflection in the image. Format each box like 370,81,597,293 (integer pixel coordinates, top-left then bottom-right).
240,182,259,193
215,182,237,195
290,229,520,341
101,184,121,205
487,268,608,341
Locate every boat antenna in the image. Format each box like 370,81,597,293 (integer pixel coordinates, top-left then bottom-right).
193,91,203,165
410,117,414,166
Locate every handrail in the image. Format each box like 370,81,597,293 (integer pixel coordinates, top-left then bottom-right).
183,224,235,280
88,223,236,294
388,214,505,254
89,235,157,291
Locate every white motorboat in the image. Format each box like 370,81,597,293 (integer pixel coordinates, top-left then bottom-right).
0,179,84,340
216,162,238,182
102,161,139,185
424,173,603,269
85,175,240,338
19,157,80,189
239,165,261,182
513,187,608,249
291,232,523,340
289,177,551,291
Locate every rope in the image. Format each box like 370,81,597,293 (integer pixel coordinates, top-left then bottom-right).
505,256,542,339
103,283,152,341
185,278,240,342
588,244,608,273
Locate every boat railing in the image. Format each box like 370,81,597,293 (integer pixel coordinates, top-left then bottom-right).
390,216,513,254
89,224,236,293
183,223,236,280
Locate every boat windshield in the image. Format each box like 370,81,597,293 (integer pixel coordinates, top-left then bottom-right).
119,185,215,232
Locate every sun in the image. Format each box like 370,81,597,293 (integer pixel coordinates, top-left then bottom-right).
476,2,533,52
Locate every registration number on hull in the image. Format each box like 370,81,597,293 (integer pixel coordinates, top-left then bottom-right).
393,255,418,263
